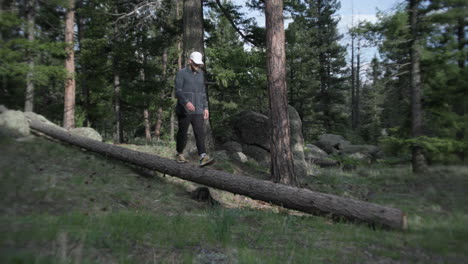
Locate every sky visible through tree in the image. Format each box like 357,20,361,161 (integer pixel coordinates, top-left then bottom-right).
232,0,402,70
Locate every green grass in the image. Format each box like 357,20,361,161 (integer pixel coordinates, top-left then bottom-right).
0,135,467,263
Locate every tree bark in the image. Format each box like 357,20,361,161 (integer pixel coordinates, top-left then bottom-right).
170,0,182,142
113,72,123,143
144,109,151,141
76,1,90,127
63,0,76,130
455,17,465,162
356,39,361,128
182,0,204,62
350,16,356,130
409,0,428,173
265,0,297,186
24,0,35,112
28,118,408,230
154,49,168,141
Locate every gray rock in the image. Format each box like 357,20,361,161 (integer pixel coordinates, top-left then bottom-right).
242,144,270,166
231,152,248,163
288,105,308,177
305,144,328,158
24,112,64,131
232,111,270,150
314,134,351,154
340,144,383,161
0,110,30,137
222,141,243,152
227,106,308,177
0,105,8,113
70,127,102,141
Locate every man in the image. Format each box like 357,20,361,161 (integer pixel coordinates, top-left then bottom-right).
175,51,214,167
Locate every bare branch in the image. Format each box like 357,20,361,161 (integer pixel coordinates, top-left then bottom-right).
113,1,161,25
214,0,258,47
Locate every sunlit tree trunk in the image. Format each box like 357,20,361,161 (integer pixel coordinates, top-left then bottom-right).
144,109,151,141
409,0,428,173
63,0,76,129
24,0,35,112
265,0,297,186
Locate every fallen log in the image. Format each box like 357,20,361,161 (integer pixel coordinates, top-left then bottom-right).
28,118,407,230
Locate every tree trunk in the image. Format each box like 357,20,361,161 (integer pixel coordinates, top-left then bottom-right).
182,0,215,154
24,0,35,112
182,0,204,61
144,109,151,141
455,17,465,162
351,33,356,130
356,39,361,128
409,0,428,173
154,49,168,141
63,0,76,130
265,0,297,186
170,0,182,142
113,72,123,143
76,1,90,127
28,118,408,230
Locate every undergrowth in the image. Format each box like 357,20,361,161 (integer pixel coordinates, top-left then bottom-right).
0,135,467,263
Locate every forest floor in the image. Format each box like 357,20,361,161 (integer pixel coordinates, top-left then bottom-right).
0,134,467,263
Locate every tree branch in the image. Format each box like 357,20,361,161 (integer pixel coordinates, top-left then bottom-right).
214,0,257,47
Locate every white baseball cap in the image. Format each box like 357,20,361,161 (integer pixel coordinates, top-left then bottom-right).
190,51,204,65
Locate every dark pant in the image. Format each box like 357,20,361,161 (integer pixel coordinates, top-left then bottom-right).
176,113,206,155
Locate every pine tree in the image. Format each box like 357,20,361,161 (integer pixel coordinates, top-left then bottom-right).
266,0,297,186
286,0,347,139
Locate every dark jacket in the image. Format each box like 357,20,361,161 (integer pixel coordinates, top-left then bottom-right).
175,66,208,115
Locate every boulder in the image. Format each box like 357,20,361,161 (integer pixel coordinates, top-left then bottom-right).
340,144,382,159
232,111,270,150
288,105,308,177
0,105,8,113
314,134,351,154
24,112,64,131
228,106,308,176
242,144,270,166
222,141,243,152
0,110,30,138
231,152,248,163
70,127,102,141
304,144,328,160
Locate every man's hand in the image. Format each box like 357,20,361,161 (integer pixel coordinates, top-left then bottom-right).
186,102,195,112
204,109,209,120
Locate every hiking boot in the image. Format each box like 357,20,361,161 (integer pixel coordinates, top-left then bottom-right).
199,154,214,167
176,153,187,163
